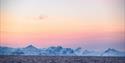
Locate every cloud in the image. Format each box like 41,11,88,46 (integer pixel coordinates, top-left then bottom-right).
38,15,48,20
31,14,48,21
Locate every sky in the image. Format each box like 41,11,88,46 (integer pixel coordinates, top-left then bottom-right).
0,0,125,51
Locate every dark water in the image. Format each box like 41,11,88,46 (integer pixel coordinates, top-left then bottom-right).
0,55,125,63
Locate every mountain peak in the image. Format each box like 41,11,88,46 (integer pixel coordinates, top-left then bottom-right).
105,48,119,53
25,45,37,49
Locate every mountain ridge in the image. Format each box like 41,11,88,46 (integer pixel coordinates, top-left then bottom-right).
0,45,125,56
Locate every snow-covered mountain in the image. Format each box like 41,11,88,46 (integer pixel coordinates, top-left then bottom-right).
0,46,16,55
101,48,125,56
41,46,75,56
0,45,125,56
21,45,41,55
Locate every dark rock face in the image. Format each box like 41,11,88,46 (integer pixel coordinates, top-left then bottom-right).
0,56,125,63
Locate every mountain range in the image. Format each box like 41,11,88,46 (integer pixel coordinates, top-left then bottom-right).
0,45,125,56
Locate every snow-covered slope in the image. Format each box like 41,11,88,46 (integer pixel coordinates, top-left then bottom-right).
101,48,125,56
0,46,16,55
22,45,41,55
42,46,75,56
0,45,125,56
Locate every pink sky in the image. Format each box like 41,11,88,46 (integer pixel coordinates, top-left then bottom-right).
0,0,124,50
